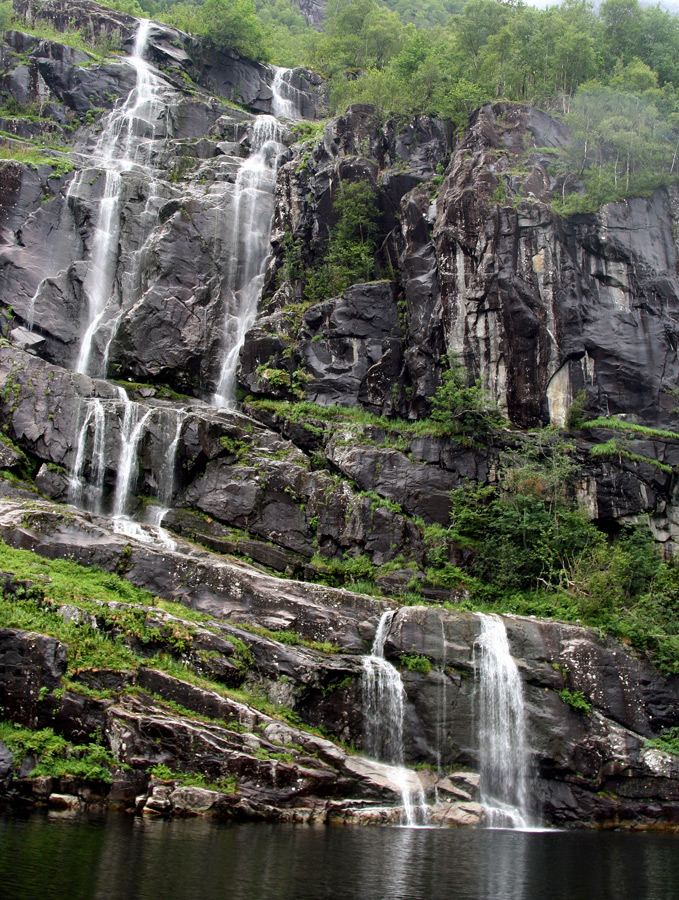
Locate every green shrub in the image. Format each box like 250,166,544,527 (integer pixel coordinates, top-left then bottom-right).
558,689,591,715
431,354,503,437
0,721,116,782
400,653,432,675
645,727,679,756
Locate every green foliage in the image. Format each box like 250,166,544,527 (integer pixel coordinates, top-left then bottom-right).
309,551,377,591
234,621,342,654
149,763,237,793
582,416,679,442
589,438,673,474
8,15,121,59
400,653,432,675
431,354,503,437
565,390,588,430
554,83,679,214
0,720,116,782
449,481,601,595
0,145,73,175
558,689,591,715
304,181,381,301
0,542,158,607
645,727,679,757
0,1,13,33
163,0,268,60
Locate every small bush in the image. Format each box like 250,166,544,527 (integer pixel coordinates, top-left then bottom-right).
400,653,432,675
645,727,679,756
558,689,591,715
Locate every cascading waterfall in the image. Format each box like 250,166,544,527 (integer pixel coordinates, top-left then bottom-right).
362,611,428,827
64,19,306,554
68,398,107,513
271,67,303,120
75,171,123,376
74,18,169,377
112,388,155,519
213,116,288,406
143,409,186,550
65,19,184,548
474,613,532,829
97,19,167,170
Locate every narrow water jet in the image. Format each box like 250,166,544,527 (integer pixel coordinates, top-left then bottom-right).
213,116,288,406
75,170,123,375
362,610,428,826
474,613,531,829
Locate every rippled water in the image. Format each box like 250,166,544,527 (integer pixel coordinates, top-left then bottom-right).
1,809,678,900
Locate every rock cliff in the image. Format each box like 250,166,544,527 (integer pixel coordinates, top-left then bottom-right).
0,0,678,829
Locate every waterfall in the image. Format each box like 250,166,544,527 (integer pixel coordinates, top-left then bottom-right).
474,613,531,829
362,611,428,826
75,171,123,376
271,67,303,120
143,409,185,550
112,387,155,519
213,116,288,406
74,19,168,377
68,397,107,513
97,19,167,170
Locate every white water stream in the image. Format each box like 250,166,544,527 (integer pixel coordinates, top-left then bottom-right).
68,397,107,512
271,66,303,120
474,613,532,829
362,611,428,827
213,115,288,406
74,19,169,377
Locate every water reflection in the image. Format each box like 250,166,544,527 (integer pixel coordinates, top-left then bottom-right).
1,809,679,900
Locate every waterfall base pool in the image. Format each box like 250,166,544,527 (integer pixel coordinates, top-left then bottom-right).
2,808,678,900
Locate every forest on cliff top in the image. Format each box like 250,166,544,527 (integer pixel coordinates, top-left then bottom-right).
57,0,679,212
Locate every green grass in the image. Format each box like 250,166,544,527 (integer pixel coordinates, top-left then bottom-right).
645,727,679,756
0,144,73,175
148,763,237,793
0,542,158,607
0,720,116,782
9,18,121,61
234,621,342,654
246,397,467,442
589,440,673,474
582,417,679,442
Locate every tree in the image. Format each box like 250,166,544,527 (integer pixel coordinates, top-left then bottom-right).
430,354,502,436
304,180,381,300
200,0,269,59
0,0,13,67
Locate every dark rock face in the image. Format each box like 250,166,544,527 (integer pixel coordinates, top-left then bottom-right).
293,0,327,29
0,628,67,724
430,104,679,429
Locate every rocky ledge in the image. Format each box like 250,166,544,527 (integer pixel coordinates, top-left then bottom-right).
0,491,677,829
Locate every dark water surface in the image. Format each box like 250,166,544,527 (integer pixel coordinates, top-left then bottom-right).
1,808,679,900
